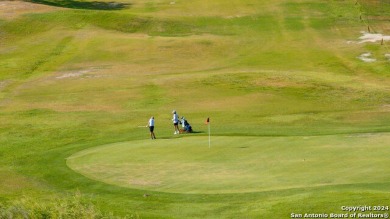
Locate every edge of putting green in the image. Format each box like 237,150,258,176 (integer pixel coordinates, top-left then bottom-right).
66,134,390,194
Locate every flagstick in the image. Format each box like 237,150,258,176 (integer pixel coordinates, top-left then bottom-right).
208,122,211,148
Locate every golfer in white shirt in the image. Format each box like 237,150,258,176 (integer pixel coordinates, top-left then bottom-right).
148,116,156,139
172,110,180,134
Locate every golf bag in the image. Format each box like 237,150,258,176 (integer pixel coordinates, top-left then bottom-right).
179,118,193,133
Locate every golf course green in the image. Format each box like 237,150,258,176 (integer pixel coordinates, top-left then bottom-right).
1,0,389,218
68,135,390,194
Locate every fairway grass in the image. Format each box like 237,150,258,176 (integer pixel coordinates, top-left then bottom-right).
1,0,390,218
67,134,390,194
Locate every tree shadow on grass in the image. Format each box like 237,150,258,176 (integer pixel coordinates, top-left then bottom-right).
25,0,131,10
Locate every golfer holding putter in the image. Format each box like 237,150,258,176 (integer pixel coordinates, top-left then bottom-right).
172,110,180,134
148,116,156,139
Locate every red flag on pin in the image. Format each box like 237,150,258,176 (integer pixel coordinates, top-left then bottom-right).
205,117,209,125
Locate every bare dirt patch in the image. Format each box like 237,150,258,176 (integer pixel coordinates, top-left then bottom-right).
358,52,376,63
55,69,90,79
358,31,390,44
0,1,63,20
380,104,390,112
55,68,107,79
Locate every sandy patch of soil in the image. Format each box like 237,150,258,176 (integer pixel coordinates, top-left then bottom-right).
358,31,390,44
347,31,390,44
380,104,390,112
358,52,376,63
0,1,64,20
55,70,90,79
55,68,106,79
357,52,390,63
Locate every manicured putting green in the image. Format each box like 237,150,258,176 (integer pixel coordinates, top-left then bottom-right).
67,134,390,194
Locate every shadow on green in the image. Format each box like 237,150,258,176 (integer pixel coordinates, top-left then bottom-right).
24,0,131,10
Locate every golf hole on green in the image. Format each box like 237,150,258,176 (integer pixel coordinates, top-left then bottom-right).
67,135,390,194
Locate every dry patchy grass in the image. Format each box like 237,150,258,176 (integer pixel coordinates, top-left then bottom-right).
0,1,64,20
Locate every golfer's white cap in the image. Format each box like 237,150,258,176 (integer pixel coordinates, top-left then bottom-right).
172,110,176,114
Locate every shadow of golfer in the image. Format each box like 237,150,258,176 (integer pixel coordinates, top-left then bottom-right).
24,0,131,10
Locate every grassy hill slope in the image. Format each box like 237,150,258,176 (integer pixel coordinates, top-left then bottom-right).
0,0,389,218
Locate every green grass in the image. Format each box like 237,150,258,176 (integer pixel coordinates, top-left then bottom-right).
67,135,390,194
0,192,118,218
0,0,390,218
